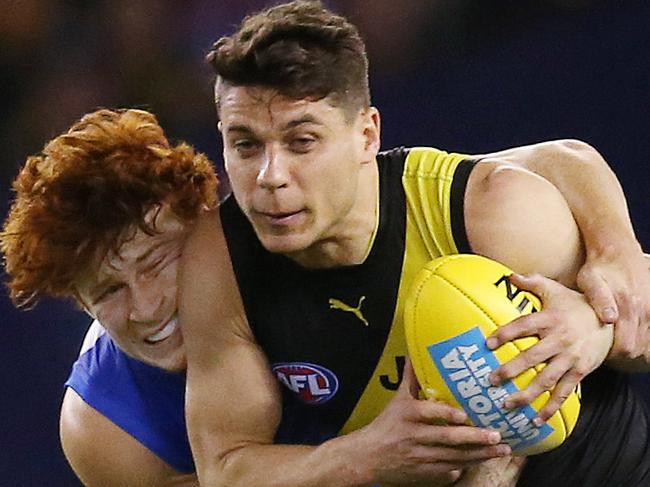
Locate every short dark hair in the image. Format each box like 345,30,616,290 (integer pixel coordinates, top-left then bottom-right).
206,0,370,120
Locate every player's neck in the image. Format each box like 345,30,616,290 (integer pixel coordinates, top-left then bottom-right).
289,161,379,269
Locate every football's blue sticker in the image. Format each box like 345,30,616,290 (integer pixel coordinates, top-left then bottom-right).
427,326,554,452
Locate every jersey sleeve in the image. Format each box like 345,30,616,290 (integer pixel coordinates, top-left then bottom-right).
402,147,476,258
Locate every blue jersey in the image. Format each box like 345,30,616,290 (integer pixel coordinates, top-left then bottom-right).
65,322,194,473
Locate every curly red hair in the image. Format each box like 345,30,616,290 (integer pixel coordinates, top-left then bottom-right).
1,108,218,308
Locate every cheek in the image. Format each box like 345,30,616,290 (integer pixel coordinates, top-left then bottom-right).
159,261,180,305
94,300,129,335
229,170,259,212
315,159,358,207
225,156,253,184
327,180,357,215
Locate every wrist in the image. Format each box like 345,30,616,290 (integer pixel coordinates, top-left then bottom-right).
318,430,377,487
584,234,642,260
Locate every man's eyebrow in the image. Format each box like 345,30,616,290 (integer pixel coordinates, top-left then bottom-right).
89,277,114,304
88,242,164,303
226,116,322,135
283,115,322,130
226,125,254,134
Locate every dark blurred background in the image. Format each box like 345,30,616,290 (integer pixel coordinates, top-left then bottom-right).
1,1,648,485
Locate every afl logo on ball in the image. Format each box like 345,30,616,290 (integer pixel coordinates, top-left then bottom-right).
272,362,339,405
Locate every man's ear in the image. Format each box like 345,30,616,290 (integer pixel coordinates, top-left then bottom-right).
360,107,381,163
217,121,223,133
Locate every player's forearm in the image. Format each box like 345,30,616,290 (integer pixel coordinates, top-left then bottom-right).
195,432,375,487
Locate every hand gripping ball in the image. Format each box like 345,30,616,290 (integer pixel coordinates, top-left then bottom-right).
404,254,580,456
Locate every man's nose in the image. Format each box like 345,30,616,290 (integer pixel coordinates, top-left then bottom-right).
257,146,290,191
128,281,164,324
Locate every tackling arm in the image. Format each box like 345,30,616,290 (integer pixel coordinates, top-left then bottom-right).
179,210,373,487
478,139,638,255
478,140,650,358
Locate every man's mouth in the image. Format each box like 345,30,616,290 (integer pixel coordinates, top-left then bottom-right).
145,316,178,344
257,210,304,225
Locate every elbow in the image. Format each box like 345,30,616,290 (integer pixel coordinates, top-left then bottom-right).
196,466,230,487
195,445,261,487
477,162,543,195
192,447,234,487
549,139,606,165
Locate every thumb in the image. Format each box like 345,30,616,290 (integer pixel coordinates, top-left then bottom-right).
509,272,555,302
398,357,421,399
576,267,618,324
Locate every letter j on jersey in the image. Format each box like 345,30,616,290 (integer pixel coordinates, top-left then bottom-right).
272,362,339,405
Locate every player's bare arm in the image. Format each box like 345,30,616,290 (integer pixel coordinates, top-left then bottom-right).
180,210,509,487
60,389,198,487
479,140,650,359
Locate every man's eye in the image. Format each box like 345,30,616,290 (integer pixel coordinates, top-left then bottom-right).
97,284,124,303
233,140,260,156
290,137,316,153
105,284,123,296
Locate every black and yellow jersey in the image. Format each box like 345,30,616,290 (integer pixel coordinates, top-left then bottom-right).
221,146,650,486
221,146,476,442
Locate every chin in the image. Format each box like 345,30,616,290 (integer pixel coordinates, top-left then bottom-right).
113,331,187,371
257,232,314,255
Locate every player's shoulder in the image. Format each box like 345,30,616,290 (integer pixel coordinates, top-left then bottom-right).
399,146,471,176
60,388,136,483
60,387,106,443
60,389,184,486
67,320,120,392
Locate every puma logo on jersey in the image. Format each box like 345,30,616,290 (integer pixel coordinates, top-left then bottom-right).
329,296,369,326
